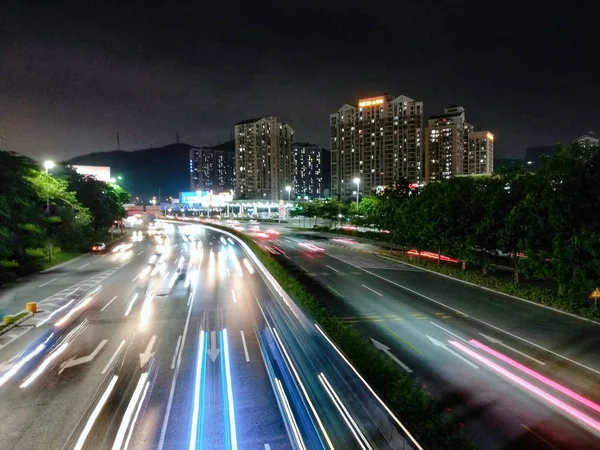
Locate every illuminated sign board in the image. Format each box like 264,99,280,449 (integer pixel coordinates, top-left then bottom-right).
486,132,494,141
358,97,384,108
180,191,234,207
72,165,111,182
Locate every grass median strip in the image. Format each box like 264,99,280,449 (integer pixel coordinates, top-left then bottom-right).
212,224,473,450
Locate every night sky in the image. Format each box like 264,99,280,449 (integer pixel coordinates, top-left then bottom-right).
1,1,598,161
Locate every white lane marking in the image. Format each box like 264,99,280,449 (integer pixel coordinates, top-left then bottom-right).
100,296,118,312
187,292,193,306
77,263,90,270
429,322,471,345
314,324,424,450
59,340,108,374
326,265,340,273
362,284,383,297
327,286,344,298
232,289,238,304
284,254,291,259
299,265,308,272
137,251,144,256
139,335,157,368
240,330,250,362
101,340,127,374
370,338,412,373
479,333,546,365
171,335,182,369
426,335,479,369
38,277,58,288
328,253,600,376
73,375,118,450
158,285,196,450
378,254,600,327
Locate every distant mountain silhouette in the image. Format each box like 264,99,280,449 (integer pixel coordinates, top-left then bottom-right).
67,141,234,200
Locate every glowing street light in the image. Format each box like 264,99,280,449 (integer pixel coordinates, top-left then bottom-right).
353,177,360,209
44,160,55,213
285,185,291,201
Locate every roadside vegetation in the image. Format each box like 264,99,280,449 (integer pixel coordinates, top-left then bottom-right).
291,143,600,318
211,223,474,449
0,151,129,285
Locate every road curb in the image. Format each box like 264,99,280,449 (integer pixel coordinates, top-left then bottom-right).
376,252,600,327
0,311,34,337
40,254,84,273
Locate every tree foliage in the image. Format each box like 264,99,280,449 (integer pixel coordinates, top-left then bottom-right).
0,151,129,282
295,143,600,301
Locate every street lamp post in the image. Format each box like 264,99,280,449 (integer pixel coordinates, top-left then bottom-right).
44,160,55,213
353,177,360,209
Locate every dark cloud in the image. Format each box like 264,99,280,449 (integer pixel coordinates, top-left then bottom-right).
0,0,599,161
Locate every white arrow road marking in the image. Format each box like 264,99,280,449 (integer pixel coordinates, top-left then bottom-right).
59,340,108,374
209,330,220,362
370,338,412,373
140,335,157,368
427,335,479,369
479,333,546,365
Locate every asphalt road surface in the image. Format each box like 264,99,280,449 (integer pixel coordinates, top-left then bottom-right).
0,223,422,450
247,222,600,450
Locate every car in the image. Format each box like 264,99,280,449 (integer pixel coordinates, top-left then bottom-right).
91,242,106,252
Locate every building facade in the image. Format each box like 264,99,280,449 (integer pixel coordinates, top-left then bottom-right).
425,106,493,181
466,131,494,175
189,140,235,192
330,94,423,199
291,143,330,199
234,116,294,200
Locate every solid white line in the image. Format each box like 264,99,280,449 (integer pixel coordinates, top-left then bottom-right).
232,289,238,304
77,263,90,270
101,340,127,374
479,333,546,365
299,265,308,272
171,336,182,369
38,277,58,288
328,253,600,377
187,292,193,306
158,286,196,450
429,322,471,345
378,254,600,327
326,265,340,273
240,330,250,362
100,296,118,312
73,375,118,450
362,284,383,297
284,254,291,259
327,286,344,298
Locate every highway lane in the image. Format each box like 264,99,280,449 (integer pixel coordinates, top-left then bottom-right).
261,228,600,449
0,225,290,450
168,222,424,449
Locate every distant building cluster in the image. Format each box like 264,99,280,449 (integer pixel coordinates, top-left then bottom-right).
190,141,235,192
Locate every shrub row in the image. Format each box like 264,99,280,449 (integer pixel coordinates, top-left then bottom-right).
211,224,474,449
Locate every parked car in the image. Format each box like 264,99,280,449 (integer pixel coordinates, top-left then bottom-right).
91,242,106,252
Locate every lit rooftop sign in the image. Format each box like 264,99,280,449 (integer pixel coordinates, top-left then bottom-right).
486,132,494,141
358,97,384,108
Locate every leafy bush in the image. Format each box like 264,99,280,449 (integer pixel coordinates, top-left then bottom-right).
25,247,46,259
212,224,473,449
0,259,18,269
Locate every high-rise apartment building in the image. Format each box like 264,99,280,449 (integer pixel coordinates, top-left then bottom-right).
189,141,235,192
330,94,423,198
291,143,330,199
466,131,494,175
425,106,493,181
234,116,294,200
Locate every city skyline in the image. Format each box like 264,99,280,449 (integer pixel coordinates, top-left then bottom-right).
1,2,598,162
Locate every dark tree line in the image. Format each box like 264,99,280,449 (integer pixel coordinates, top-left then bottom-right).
0,151,129,281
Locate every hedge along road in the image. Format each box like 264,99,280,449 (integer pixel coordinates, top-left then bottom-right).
264,228,600,450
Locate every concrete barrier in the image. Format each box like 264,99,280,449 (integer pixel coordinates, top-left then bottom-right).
26,302,37,313
3,315,13,326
